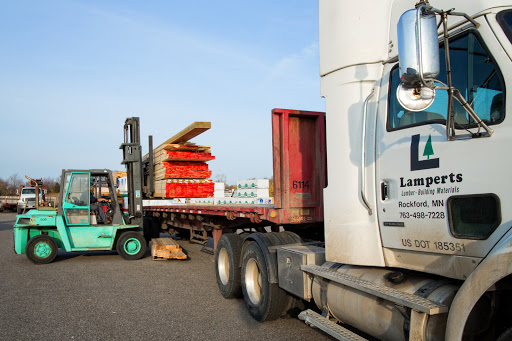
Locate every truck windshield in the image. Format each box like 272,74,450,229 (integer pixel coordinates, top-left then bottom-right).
388,30,505,130
21,188,36,195
498,10,512,44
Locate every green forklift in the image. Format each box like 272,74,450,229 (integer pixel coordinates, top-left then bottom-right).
13,118,148,264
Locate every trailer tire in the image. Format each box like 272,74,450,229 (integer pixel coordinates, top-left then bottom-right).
116,231,147,260
26,235,58,264
143,217,153,244
215,233,243,298
149,217,161,239
241,241,292,322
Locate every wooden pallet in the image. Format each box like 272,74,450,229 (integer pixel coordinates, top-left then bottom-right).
151,237,187,260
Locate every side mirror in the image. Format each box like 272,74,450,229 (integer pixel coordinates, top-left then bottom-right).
397,5,440,87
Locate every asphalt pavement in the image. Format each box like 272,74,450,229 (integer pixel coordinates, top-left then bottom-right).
0,213,331,341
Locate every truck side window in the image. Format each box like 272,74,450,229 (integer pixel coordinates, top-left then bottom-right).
388,31,505,130
448,194,501,240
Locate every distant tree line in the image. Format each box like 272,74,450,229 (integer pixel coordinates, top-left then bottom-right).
0,173,60,196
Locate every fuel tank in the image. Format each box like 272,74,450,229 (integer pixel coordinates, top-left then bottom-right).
311,263,459,341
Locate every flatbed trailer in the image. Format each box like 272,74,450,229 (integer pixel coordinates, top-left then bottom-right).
142,108,327,248
0,196,18,212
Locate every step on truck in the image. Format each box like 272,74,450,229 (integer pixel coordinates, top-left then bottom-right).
144,1,512,340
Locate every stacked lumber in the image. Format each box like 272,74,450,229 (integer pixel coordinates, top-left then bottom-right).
147,122,215,198
156,162,212,179
151,238,187,260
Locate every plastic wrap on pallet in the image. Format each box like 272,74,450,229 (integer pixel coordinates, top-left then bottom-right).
237,179,269,189
215,198,238,205
190,197,216,204
252,197,274,205
116,176,128,193
236,198,257,204
236,188,270,198
143,198,187,206
213,189,225,198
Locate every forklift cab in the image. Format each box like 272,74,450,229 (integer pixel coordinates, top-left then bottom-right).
58,169,124,226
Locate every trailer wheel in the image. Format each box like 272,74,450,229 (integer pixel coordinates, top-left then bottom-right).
26,235,58,264
215,233,243,298
116,231,147,260
241,241,291,321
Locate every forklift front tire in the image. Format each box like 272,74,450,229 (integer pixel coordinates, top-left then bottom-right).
26,235,58,264
117,232,147,260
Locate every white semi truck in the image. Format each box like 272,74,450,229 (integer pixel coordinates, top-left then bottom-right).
210,1,512,340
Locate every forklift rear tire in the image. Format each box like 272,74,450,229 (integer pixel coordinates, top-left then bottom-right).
26,235,58,264
117,231,147,260
215,233,243,298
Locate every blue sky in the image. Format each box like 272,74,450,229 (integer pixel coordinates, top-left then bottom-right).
0,1,324,185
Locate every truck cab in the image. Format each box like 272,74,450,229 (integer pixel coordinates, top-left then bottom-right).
13,169,146,264
210,2,512,340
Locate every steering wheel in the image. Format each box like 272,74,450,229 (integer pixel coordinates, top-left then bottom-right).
105,202,114,219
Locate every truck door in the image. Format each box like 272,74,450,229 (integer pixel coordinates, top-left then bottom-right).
375,30,508,268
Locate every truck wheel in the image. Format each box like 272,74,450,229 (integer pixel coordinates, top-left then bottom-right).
498,328,512,341
241,241,292,321
26,235,58,264
116,231,147,260
215,233,243,298
17,207,22,214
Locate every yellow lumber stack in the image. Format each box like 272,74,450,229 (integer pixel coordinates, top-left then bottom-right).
151,237,187,260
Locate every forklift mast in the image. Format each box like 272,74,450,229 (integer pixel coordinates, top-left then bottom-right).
120,117,143,225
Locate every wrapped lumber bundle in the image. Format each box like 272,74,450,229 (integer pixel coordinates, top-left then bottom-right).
162,151,215,162
166,180,214,197
147,122,216,198
153,180,215,198
156,162,212,179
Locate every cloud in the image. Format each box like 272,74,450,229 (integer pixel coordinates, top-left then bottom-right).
270,41,319,81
